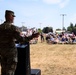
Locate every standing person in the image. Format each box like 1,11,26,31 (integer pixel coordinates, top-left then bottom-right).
40,32,44,43
0,10,39,75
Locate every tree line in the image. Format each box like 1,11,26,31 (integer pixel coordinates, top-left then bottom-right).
39,23,76,35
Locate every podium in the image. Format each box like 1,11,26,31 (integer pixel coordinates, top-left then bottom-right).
15,42,31,75
15,42,41,75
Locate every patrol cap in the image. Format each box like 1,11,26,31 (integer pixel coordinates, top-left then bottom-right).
5,10,16,17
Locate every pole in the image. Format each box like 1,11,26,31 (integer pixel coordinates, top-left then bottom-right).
21,22,25,31
60,14,66,30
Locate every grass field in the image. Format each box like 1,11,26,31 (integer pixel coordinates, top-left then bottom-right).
30,38,76,75
0,37,76,75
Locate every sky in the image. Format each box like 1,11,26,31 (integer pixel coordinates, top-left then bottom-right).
0,0,76,30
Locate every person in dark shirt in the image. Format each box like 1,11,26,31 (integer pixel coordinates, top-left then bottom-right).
40,32,44,43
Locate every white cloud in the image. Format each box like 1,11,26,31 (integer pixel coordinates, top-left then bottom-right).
42,0,61,4
59,0,70,8
42,0,70,8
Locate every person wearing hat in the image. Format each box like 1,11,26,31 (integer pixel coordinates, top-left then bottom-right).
0,10,39,75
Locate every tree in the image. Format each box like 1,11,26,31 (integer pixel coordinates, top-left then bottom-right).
38,28,42,33
56,28,61,31
42,27,53,33
75,24,76,27
67,23,74,32
67,27,72,32
73,26,76,35
67,23,76,35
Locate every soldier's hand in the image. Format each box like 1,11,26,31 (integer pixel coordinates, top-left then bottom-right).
23,32,40,42
32,32,40,38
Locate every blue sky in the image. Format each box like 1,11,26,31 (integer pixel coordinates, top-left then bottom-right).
0,0,76,30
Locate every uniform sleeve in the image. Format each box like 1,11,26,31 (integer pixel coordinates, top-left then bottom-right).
12,25,24,43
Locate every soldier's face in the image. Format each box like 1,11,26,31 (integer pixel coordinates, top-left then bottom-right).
9,14,14,23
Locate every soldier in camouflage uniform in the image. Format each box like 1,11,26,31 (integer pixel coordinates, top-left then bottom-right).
0,10,39,75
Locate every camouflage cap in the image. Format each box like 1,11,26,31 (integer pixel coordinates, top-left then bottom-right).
5,10,16,17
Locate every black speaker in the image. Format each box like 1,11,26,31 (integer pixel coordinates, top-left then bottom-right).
31,69,41,75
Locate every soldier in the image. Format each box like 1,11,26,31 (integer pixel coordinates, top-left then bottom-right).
0,10,39,75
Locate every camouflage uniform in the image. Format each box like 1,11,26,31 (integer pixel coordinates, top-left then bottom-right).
0,22,24,75
0,10,39,75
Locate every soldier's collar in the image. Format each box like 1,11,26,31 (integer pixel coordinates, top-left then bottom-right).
4,21,12,25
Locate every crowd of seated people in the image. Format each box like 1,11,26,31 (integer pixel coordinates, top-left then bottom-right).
46,32,76,44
